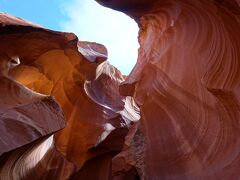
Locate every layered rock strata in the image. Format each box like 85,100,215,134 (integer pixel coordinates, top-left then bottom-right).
0,12,139,180
97,0,240,179
1,0,240,179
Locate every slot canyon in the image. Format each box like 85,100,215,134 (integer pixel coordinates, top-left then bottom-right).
0,0,240,179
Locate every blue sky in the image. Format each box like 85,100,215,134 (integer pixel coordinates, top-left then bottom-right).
0,0,139,75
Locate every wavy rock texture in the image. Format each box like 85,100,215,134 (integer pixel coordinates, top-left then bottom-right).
97,0,240,179
0,14,74,180
0,75,66,156
1,0,240,179
0,136,75,180
0,12,139,179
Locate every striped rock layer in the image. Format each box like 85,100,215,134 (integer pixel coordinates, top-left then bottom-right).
1,0,240,179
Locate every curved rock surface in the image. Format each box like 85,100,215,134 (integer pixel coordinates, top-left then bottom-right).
97,0,240,179
0,136,75,180
0,54,66,157
0,12,139,179
1,0,240,179
0,75,66,156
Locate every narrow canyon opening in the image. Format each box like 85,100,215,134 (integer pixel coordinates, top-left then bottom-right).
61,0,140,75
0,0,140,75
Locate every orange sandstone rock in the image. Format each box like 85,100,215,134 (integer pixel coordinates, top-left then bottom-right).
0,12,139,179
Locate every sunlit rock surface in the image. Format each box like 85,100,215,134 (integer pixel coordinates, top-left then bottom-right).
0,53,66,158
97,0,240,179
0,12,139,179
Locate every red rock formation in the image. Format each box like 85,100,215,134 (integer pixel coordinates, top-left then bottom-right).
10,46,139,168
1,0,240,179
0,14,75,179
0,54,66,157
0,75,65,156
0,136,75,180
0,12,139,179
97,0,240,179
